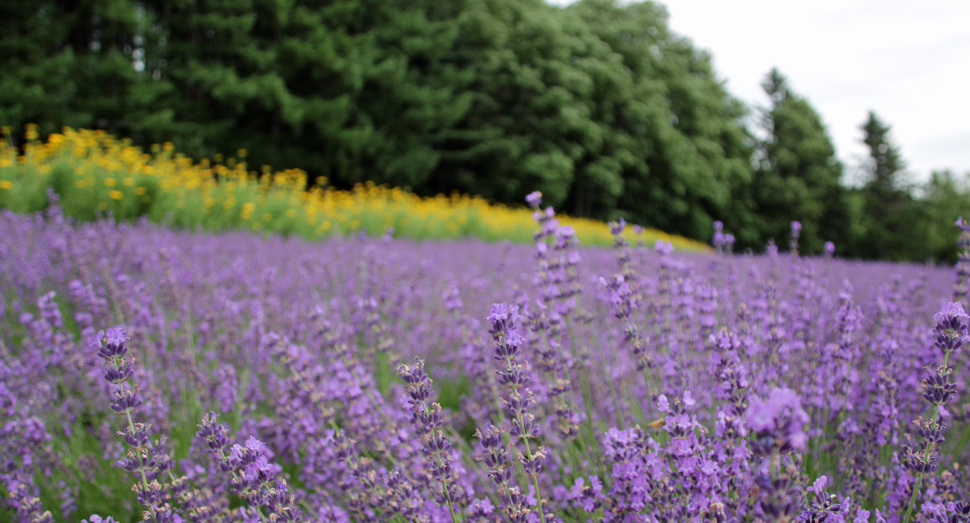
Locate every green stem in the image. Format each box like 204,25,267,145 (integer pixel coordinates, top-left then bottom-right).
420,403,462,523
112,357,159,523
900,350,953,523
499,333,547,523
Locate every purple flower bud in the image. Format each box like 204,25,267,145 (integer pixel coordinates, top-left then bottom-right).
93,328,130,361
525,191,542,208
746,388,809,455
654,240,674,256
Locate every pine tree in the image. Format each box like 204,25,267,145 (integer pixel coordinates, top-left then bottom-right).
751,68,854,254
857,110,923,260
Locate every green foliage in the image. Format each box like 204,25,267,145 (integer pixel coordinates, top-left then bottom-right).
749,68,854,254
922,170,970,264
0,0,175,144
854,111,926,261
3,0,963,261
1,0,753,246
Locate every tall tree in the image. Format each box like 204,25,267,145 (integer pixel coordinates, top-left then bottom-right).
857,110,923,260
0,0,171,143
750,68,854,254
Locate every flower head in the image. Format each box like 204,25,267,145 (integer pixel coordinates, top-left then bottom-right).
526,191,542,208
746,388,809,455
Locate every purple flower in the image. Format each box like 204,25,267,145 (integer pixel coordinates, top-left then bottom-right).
81,516,118,523
92,328,130,361
654,240,674,256
488,303,520,333
933,302,970,348
525,191,542,208
745,388,809,454
609,218,626,236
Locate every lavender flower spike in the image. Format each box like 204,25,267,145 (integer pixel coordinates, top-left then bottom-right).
746,387,810,456
900,302,969,523
487,303,551,523
526,191,543,209
92,328,178,523
398,358,466,521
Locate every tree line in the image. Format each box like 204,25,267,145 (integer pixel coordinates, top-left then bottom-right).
2,0,967,261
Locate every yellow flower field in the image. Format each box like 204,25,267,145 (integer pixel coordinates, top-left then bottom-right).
0,127,709,251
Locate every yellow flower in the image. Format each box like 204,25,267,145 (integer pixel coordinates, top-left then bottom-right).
108,190,123,200
0,180,12,190
123,177,135,186
135,187,146,195
105,177,117,187
262,212,272,222
241,202,255,220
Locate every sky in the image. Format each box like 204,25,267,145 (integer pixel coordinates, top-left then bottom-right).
547,0,970,184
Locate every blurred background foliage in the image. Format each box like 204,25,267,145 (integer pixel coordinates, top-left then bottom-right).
0,128,710,251
1,0,968,261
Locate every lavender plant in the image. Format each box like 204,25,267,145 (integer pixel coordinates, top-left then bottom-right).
92,328,178,523
0,198,966,523
900,302,969,523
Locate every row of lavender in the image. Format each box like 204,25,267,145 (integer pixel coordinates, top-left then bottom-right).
1,194,968,523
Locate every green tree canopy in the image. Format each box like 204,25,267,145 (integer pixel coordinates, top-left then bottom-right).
749,68,854,254
855,110,924,261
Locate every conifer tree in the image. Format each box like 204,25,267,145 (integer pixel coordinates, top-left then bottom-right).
857,110,923,260
751,68,854,254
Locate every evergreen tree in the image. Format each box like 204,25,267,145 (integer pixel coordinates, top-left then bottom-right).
923,170,970,264
0,1,174,145
857,110,923,260
0,1,81,140
751,68,854,254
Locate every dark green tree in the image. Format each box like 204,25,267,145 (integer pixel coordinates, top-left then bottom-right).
0,0,172,143
923,170,970,264
0,1,80,139
431,0,753,240
569,0,754,240
0,0,757,246
856,110,924,260
750,68,854,254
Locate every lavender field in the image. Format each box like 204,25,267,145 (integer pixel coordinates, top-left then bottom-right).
2,196,969,523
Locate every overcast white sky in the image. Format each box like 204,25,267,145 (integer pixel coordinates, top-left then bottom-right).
547,0,970,184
